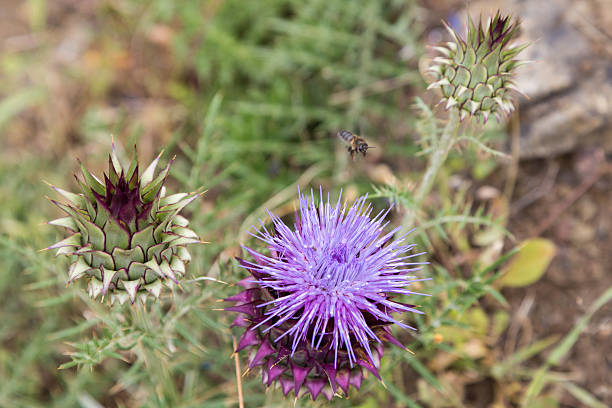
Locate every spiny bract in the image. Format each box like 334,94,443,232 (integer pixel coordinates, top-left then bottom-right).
226,189,429,400
47,145,203,305
427,11,528,123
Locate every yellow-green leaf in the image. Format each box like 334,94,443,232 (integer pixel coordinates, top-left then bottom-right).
491,310,510,337
527,395,559,408
499,238,555,288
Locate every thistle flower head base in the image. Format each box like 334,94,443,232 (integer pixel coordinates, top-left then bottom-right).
427,11,528,123
47,144,203,304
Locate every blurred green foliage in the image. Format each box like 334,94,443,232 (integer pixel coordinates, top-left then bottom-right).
1,0,609,407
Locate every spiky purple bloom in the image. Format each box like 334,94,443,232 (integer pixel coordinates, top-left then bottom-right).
226,190,429,400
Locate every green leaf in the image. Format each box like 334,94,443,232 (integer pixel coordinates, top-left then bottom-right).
58,361,80,370
402,354,442,391
525,396,559,408
561,382,608,408
354,397,378,408
465,307,488,336
385,382,423,408
499,238,555,288
484,285,508,306
175,322,205,354
491,335,558,379
49,318,99,341
188,92,223,190
35,292,75,308
491,310,510,337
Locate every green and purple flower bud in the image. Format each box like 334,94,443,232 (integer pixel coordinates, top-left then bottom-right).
226,189,429,400
47,145,203,304
427,11,529,123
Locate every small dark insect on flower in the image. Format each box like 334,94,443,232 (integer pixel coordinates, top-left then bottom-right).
337,130,374,159
226,189,429,400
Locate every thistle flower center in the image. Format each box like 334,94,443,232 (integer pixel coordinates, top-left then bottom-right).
106,176,142,224
330,243,349,264
310,243,360,293
93,169,151,230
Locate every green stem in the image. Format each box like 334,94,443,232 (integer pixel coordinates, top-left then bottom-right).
402,108,460,232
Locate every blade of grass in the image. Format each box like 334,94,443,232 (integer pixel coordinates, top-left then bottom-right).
49,318,99,341
491,335,559,379
524,287,612,405
401,354,442,392
560,382,607,408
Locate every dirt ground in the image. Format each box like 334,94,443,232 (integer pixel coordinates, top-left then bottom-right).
505,150,612,406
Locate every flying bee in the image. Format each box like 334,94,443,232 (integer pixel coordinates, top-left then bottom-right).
337,130,374,159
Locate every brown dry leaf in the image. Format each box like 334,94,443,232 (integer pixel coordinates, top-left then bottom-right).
366,164,397,185
429,351,458,372
147,24,174,47
462,338,487,359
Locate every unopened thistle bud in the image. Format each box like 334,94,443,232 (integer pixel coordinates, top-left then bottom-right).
46,145,203,305
226,189,429,400
427,11,529,123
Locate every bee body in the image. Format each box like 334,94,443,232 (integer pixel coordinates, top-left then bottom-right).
336,130,372,159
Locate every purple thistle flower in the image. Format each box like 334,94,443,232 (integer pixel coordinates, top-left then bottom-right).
226,189,429,400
